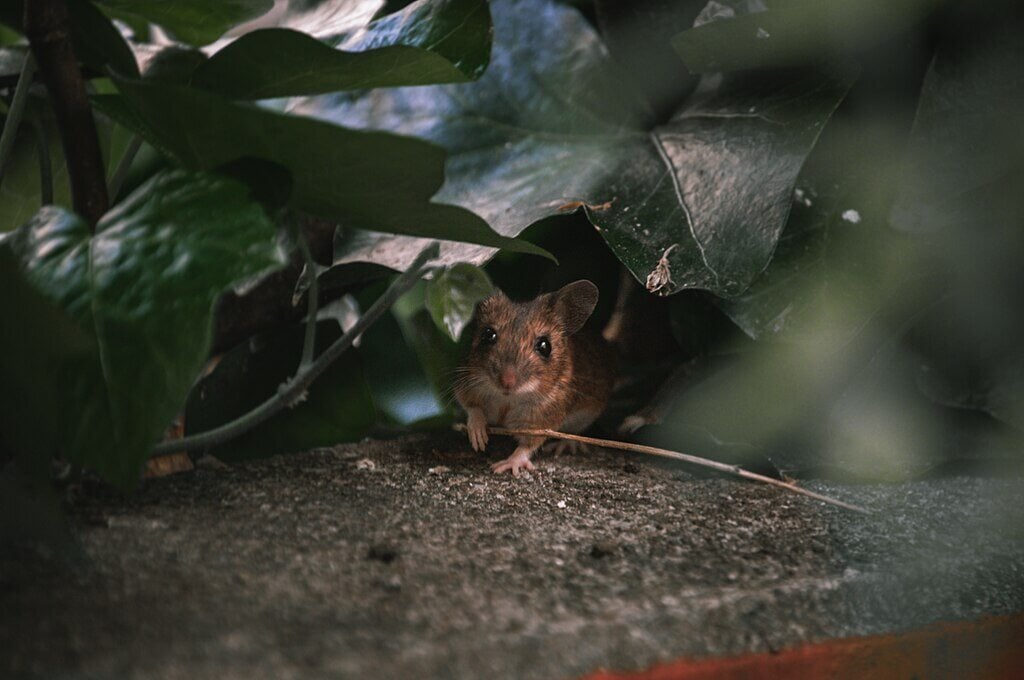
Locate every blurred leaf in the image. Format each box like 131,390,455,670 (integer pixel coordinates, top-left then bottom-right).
184,321,377,461
96,77,552,259
425,263,493,341
890,11,1024,431
194,0,492,98
890,14,1024,235
0,247,93,469
96,0,274,46
0,0,138,75
68,0,139,76
673,0,942,73
300,0,853,295
1,170,285,487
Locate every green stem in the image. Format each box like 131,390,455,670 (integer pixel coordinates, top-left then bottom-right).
0,53,37,181
296,233,319,371
151,242,440,457
107,134,142,200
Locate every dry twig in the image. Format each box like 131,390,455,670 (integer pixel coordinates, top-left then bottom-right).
454,424,870,514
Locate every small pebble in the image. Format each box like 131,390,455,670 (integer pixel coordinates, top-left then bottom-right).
367,543,399,563
355,458,377,471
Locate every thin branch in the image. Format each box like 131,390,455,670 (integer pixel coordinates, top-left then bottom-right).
107,133,142,199
455,424,871,514
24,0,108,227
296,234,319,371
0,53,36,181
151,242,440,457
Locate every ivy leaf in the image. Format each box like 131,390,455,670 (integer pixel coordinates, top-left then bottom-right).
716,182,906,343
193,0,492,98
425,263,493,341
96,0,274,46
1,170,286,487
96,77,552,260
301,0,853,295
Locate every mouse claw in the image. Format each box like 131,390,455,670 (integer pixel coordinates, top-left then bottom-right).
491,450,535,477
466,409,489,452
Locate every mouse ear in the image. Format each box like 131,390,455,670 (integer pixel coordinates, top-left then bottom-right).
553,280,598,335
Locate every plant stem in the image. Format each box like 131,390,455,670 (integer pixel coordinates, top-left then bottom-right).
0,53,36,181
151,242,440,457
296,233,319,371
24,0,108,228
29,117,53,205
107,134,142,200
456,424,871,514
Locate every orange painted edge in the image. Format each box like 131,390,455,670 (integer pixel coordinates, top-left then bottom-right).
581,613,1024,680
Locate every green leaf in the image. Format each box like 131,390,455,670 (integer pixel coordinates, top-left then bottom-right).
672,0,943,73
0,246,93,469
0,0,139,76
424,263,492,341
299,0,853,295
193,0,492,98
98,76,552,260
183,321,377,461
1,170,285,487
96,0,274,46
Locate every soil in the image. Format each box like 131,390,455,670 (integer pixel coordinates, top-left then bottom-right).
3,432,1023,679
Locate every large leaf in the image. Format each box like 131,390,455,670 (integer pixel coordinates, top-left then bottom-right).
672,0,942,73
193,0,492,98
96,0,274,46
298,0,853,296
0,247,93,470
1,170,285,487
96,77,551,260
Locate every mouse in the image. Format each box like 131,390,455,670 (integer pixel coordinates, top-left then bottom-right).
454,280,616,476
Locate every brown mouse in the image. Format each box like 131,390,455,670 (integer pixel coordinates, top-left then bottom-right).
454,280,615,476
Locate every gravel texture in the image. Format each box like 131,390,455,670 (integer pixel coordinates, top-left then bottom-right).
3,432,1023,679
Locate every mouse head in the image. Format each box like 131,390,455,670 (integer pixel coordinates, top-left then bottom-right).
464,280,599,396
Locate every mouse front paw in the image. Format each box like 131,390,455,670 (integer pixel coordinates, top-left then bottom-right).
491,448,536,477
466,408,489,452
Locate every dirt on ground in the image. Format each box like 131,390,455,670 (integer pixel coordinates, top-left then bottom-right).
3,432,1023,679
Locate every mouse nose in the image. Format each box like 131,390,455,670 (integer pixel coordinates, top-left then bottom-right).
499,367,517,390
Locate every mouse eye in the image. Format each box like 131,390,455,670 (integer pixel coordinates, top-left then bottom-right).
480,327,498,345
534,336,551,358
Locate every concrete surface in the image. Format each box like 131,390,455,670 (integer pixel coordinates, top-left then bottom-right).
2,432,1023,679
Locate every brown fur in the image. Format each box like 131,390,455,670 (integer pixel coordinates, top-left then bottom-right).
454,281,615,474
